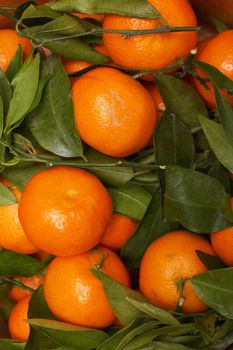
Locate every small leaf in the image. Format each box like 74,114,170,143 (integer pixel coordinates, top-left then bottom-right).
192,268,233,319
156,74,208,132
196,250,226,270
6,54,40,128
214,84,233,138
0,182,17,205
6,45,23,82
163,165,233,233
0,69,12,115
108,183,152,220
48,0,161,19
28,56,83,157
198,114,233,173
0,249,44,276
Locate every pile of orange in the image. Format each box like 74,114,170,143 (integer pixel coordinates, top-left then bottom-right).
0,0,233,346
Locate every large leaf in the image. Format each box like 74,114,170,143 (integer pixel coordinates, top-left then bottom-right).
198,114,233,173
192,268,233,319
0,69,12,115
108,183,152,220
156,74,208,132
0,249,43,276
163,166,233,233
0,182,17,205
48,0,160,18
121,185,178,267
28,56,83,157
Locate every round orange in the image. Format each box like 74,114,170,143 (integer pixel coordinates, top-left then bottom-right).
0,179,38,254
139,230,215,313
0,29,31,71
62,59,91,75
100,213,137,251
18,166,112,256
9,274,44,302
72,67,157,157
193,30,233,109
103,0,197,70
8,296,30,342
44,246,131,329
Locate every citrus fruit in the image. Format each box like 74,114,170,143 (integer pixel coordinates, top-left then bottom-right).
18,166,112,256
62,59,91,75
103,0,197,70
0,179,38,254
43,246,131,328
72,67,157,157
0,29,31,71
9,275,44,302
8,296,30,342
139,230,215,313
100,213,137,251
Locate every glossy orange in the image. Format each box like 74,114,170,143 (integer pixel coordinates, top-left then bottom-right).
62,59,91,75
72,67,157,157
140,230,215,313
103,0,197,70
44,246,131,328
8,296,30,342
18,166,112,256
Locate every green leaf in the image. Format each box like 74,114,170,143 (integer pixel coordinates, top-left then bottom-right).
28,76,51,114
210,17,229,33
0,249,44,276
28,56,83,157
6,54,40,128
163,165,233,233
28,318,109,350
28,286,55,319
156,74,208,132
6,45,23,82
84,149,134,186
0,69,12,115
126,298,179,326
208,162,230,193
214,85,233,138
48,0,161,19
121,186,178,267
0,182,17,205
0,339,25,350
155,113,195,168
0,96,3,138
198,114,233,173
192,268,233,319
195,250,226,270
108,183,152,220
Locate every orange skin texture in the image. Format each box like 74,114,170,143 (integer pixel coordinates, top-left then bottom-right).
100,213,137,251
139,230,215,313
9,275,44,302
0,29,31,71
0,179,38,254
194,30,233,110
72,67,157,158
8,296,30,342
103,0,197,70
62,59,91,75
44,246,131,329
18,166,113,256
211,198,233,266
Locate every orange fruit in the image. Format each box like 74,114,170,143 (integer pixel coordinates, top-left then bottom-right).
211,197,233,266
44,246,131,329
103,0,197,70
94,43,109,57
100,213,137,251
73,12,104,22
9,275,44,302
18,166,112,256
8,296,30,342
139,230,215,313
34,250,50,262
144,82,166,120
72,67,157,157
0,29,31,71
193,30,233,109
62,59,91,75
0,179,38,254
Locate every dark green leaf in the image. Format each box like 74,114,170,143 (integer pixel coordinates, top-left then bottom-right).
0,96,3,138
48,0,161,19
214,85,233,138
6,45,23,82
28,286,55,319
84,149,134,186
195,312,217,346
28,56,83,157
163,165,233,233
6,54,40,128
208,162,230,193
28,76,51,113
156,74,208,132
0,69,12,115
19,4,61,21
108,183,152,220
155,113,195,168
192,268,233,319
121,186,178,267
196,250,226,270
198,114,233,173
0,182,17,205
0,249,44,276
138,341,200,350
210,17,229,33
0,340,25,350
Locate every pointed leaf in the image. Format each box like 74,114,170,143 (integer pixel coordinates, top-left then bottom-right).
0,96,3,138
214,85,233,138
0,182,17,205
6,45,23,82
195,250,226,270
0,69,12,115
